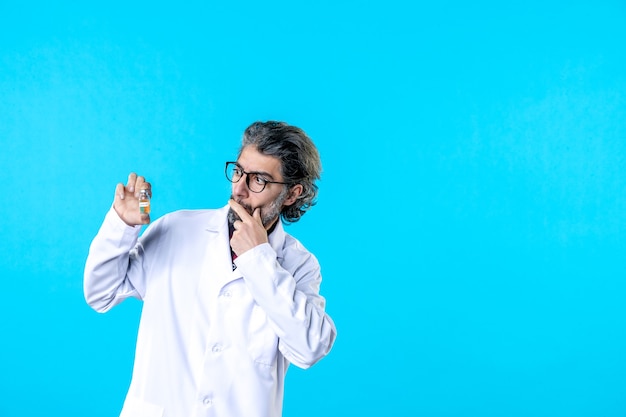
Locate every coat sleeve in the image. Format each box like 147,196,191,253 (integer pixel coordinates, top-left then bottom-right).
234,242,337,369
83,208,149,313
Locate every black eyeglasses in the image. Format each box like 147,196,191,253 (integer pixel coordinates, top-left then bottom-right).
225,162,290,193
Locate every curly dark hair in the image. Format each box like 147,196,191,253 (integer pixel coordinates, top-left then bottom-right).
239,121,321,224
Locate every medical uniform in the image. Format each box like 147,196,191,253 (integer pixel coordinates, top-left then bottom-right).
84,205,336,417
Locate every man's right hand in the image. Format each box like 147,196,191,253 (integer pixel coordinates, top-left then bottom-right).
113,172,152,226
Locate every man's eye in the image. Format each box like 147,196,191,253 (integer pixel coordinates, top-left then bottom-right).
233,168,243,176
252,175,267,185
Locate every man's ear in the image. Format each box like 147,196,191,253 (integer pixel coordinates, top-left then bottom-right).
283,184,303,206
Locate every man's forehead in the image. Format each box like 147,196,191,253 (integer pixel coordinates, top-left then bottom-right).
237,146,283,176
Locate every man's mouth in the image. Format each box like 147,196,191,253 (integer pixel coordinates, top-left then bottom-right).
234,199,254,215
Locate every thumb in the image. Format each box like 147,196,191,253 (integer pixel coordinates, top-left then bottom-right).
115,183,125,201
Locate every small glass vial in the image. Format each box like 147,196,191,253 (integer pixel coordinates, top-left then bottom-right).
138,189,151,214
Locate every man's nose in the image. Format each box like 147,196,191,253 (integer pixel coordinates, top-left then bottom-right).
232,174,249,196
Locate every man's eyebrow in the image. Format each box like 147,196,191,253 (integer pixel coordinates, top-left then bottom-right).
235,162,276,180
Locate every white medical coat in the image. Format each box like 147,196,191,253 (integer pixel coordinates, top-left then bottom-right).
84,205,336,417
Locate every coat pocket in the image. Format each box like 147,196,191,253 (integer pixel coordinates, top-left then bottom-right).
247,304,279,367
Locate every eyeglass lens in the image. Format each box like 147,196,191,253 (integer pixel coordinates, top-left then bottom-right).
226,163,266,192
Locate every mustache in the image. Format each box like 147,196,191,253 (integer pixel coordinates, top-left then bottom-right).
227,197,252,225
230,197,254,214
227,191,286,228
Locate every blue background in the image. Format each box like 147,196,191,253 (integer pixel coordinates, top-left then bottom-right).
1,1,625,416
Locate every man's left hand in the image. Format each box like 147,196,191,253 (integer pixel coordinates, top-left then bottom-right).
229,199,269,256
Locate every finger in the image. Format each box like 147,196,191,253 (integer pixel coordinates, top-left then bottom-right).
142,182,152,197
127,172,138,193
232,220,242,230
252,208,263,226
135,176,149,197
115,183,125,200
228,199,252,221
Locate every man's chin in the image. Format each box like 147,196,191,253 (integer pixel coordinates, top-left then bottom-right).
227,205,254,224
227,198,280,229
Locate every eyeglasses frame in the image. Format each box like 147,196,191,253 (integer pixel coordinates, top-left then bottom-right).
224,161,291,193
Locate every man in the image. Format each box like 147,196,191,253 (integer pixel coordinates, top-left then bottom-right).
84,121,337,417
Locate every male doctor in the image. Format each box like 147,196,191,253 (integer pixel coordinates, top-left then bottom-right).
84,121,337,417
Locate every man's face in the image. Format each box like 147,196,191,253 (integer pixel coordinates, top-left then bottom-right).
228,145,289,229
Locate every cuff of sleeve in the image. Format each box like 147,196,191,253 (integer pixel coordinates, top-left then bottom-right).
234,243,277,271
104,206,142,241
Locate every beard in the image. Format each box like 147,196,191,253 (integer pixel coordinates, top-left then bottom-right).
227,187,289,229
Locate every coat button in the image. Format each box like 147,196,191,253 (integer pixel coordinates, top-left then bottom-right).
203,397,213,406
211,344,223,353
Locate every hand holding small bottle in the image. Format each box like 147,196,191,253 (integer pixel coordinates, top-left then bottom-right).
114,172,152,226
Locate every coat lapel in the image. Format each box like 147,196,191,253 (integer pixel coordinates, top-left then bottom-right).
200,206,240,295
